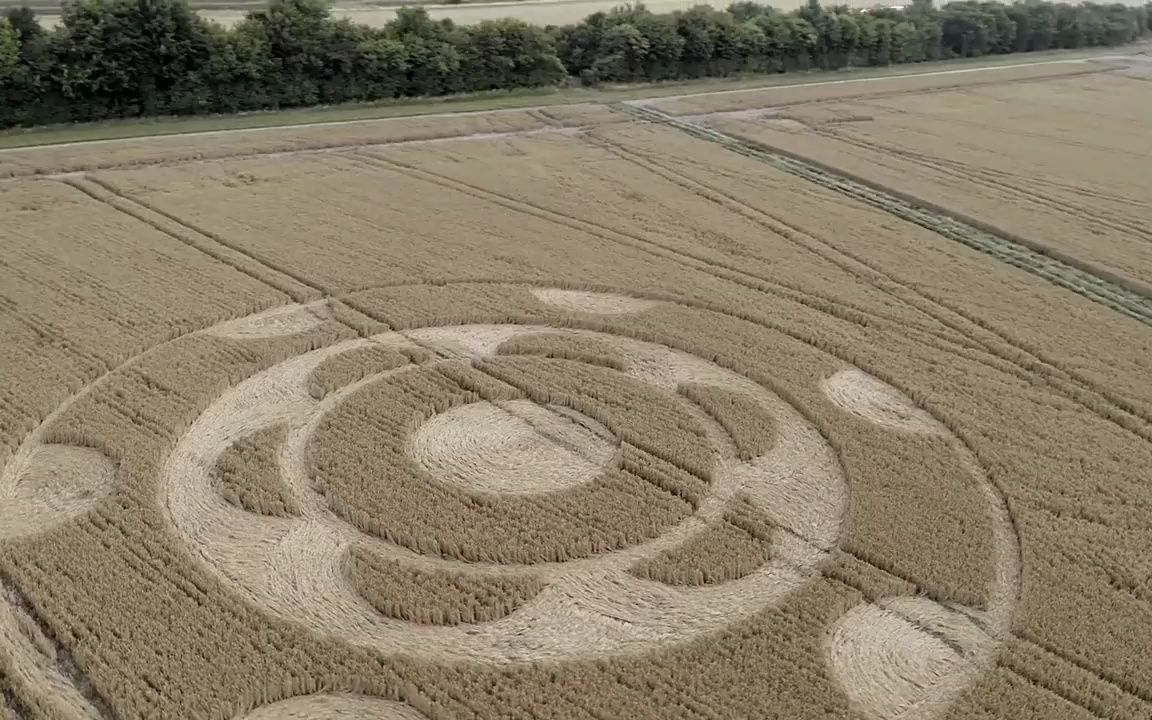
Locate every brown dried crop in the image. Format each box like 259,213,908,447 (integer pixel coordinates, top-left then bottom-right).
3,60,1152,719
704,72,1152,290
0,110,555,178
680,382,776,461
496,332,627,370
345,547,544,625
308,344,425,399
629,516,771,586
212,425,299,517
309,362,699,564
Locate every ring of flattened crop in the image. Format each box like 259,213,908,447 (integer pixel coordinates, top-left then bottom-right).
0,283,1021,720
163,310,846,661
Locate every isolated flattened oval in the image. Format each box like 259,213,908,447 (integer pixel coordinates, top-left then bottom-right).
409,399,616,495
822,369,941,435
205,302,329,340
827,596,995,720
531,288,659,315
0,444,116,540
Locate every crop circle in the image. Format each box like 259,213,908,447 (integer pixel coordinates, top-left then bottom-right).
155,293,857,662
1,285,1020,720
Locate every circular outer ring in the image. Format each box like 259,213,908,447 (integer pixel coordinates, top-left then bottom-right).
161,321,847,662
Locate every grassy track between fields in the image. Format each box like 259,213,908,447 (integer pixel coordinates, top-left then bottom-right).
619,102,1152,327
0,46,1141,150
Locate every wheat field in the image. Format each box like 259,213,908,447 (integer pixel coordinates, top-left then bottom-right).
1,55,1151,720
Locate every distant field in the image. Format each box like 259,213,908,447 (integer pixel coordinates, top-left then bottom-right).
28,0,907,28
23,0,1152,28
2,55,1152,720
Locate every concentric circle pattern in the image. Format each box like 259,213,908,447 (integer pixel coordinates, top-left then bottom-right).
0,286,1019,720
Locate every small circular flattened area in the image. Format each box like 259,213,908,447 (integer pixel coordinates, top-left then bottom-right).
0,444,116,541
410,400,615,495
822,369,941,435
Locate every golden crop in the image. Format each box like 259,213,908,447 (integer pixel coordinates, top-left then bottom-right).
2,60,1150,720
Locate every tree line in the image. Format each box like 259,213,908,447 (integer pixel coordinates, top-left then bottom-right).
0,0,1148,127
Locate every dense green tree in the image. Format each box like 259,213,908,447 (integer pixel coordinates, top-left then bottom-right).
630,10,685,78
675,6,718,76
384,9,466,95
460,19,565,90
4,7,42,47
591,22,650,80
353,34,409,99
727,1,771,23
1006,1,1057,50
234,0,332,105
0,18,19,81
45,0,212,117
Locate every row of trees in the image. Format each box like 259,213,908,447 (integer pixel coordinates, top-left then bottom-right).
1,0,1149,127
559,0,1150,81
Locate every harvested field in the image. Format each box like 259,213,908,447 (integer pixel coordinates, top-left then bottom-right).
2,58,1152,719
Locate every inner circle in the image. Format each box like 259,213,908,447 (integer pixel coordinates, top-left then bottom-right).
409,399,616,494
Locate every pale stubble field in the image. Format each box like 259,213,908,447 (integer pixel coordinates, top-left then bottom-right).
1,57,1151,720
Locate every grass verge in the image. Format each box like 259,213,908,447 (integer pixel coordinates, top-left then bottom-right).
0,45,1141,150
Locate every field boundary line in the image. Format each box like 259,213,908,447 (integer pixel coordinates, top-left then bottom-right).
619,104,1152,323
589,122,1152,443
337,149,1021,362
999,666,1112,720
0,126,595,182
338,150,903,325
56,176,318,304
806,110,1152,243
0,54,1127,154
1002,638,1152,720
0,105,548,154
580,131,1018,343
70,175,329,301
1015,631,1152,705
635,58,1108,104
669,66,1114,125
342,147,1149,424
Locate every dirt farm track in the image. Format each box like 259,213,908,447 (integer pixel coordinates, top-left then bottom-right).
3,53,1152,720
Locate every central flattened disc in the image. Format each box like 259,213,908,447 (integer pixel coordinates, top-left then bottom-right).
410,400,616,495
